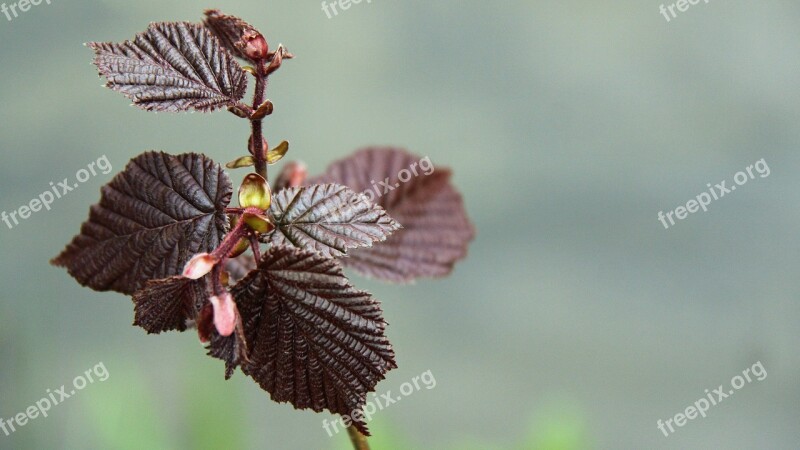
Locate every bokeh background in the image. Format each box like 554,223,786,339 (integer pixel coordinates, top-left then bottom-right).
1,1,799,449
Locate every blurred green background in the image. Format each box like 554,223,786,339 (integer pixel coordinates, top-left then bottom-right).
1,1,799,449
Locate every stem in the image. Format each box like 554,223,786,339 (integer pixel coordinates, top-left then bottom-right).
211,218,248,261
248,234,261,262
251,61,268,180
347,425,370,450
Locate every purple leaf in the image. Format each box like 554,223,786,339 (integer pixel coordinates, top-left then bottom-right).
132,272,248,379
230,245,396,435
310,148,475,283
52,152,232,294
89,22,248,112
207,309,249,380
132,276,206,334
262,184,401,258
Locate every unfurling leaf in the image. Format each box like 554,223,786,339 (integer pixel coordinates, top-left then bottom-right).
226,155,255,169
203,9,263,62
262,184,400,258
89,22,248,112
132,276,206,334
266,140,289,164
310,148,475,282
52,152,232,294
230,245,396,435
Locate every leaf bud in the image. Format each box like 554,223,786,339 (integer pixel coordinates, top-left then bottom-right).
238,173,271,210
251,100,274,120
237,30,269,61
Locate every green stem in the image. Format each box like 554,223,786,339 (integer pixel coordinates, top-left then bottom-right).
347,425,370,450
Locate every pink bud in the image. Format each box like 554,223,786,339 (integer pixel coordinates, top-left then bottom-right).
183,253,217,280
209,292,237,337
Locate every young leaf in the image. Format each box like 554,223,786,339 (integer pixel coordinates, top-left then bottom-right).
230,245,396,435
310,148,475,283
132,276,206,334
207,313,248,380
203,9,262,62
52,152,232,295
132,272,248,378
261,184,400,258
89,22,248,112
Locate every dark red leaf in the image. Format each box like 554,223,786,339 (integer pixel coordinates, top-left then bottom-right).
132,276,206,334
207,313,248,380
262,184,400,258
52,152,232,295
230,245,396,435
89,22,248,112
310,148,475,282
132,272,248,378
